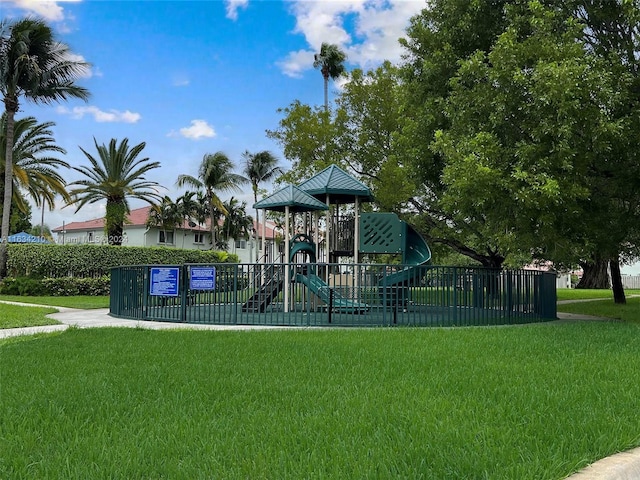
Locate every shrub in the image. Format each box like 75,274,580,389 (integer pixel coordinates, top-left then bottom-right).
7,244,239,279
0,276,111,296
41,277,111,296
0,277,47,296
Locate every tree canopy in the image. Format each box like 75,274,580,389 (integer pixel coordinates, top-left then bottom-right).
269,0,640,302
0,17,89,276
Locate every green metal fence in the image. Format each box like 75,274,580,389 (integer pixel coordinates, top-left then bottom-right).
110,263,557,327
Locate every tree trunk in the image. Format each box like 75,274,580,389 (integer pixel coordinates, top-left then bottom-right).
252,183,260,262
0,105,17,279
323,72,329,112
610,257,626,304
105,201,125,246
208,199,216,249
576,258,610,289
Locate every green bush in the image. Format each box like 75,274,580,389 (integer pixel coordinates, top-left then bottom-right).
41,277,111,296
7,244,239,279
0,277,47,296
0,276,111,297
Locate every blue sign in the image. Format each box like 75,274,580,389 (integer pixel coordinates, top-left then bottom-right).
189,266,216,291
149,267,180,296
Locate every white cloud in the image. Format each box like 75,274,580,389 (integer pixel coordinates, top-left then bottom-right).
277,49,315,79
225,0,249,21
280,0,424,75
56,105,141,123
171,120,217,140
9,0,81,22
171,74,191,87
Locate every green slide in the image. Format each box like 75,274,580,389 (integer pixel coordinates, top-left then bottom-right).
380,222,432,288
290,234,369,313
295,272,369,313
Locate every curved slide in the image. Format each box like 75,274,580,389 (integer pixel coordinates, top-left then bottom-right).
290,235,369,313
379,222,432,288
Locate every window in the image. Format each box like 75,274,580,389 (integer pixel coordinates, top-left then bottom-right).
235,239,247,249
194,232,204,244
88,232,94,243
159,230,174,244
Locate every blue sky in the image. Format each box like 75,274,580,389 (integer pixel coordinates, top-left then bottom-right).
3,0,426,230
6,1,639,275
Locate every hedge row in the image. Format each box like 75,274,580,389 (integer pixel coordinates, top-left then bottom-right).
0,276,111,296
7,244,239,279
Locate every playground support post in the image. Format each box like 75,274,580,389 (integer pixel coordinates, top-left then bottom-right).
325,193,330,282
284,205,290,313
354,196,360,295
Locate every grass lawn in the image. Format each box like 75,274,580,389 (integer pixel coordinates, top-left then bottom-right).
2,326,640,479
556,288,640,301
0,303,59,329
557,296,640,322
0,295,109,309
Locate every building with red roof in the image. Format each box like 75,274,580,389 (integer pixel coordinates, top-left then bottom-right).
52,205,281,263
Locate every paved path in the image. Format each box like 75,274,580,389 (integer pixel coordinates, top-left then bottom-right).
0,301,289,339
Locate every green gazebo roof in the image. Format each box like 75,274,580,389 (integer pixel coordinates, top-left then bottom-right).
298,164,374,203
253,185,329,212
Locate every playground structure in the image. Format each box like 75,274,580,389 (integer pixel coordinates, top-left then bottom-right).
110,165,557,326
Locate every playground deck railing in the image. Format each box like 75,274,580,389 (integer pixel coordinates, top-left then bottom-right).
110,263,557,327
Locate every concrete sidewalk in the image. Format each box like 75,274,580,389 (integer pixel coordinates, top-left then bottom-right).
0,300,623,339
0,302,287,339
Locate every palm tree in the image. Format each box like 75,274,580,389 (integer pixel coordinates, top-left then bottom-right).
221,196,253,253
193,190,211,228
242,150,282,261
146,195,182,245
175,190,203,247
0,18,90,277
313,43,347,112
176,152,247,248
68,138,162,245
0,114,71,214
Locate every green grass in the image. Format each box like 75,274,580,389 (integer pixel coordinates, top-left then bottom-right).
2,326,640,479
556,289,640,322
556,288,640,301
557,296,640,322
0,303,59,329
0,295,109,309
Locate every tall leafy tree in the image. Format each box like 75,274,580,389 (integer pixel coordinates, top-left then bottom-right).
267,101,341,184
404,0,640,299
396,0,515,268
313,43,347,112
68,138,161,245
557,0,640,300
242,150,282,261
0,17,89,277
0,114,70,214
176,152,247,248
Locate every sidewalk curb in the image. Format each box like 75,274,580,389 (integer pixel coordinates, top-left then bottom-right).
565,447,640,479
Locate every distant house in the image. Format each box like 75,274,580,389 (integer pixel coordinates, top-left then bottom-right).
51,206,281,263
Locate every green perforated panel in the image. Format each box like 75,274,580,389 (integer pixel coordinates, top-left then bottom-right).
359,213,405,254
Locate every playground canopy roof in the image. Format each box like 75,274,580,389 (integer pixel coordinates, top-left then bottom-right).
254,185,329,213
298,164,374,204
